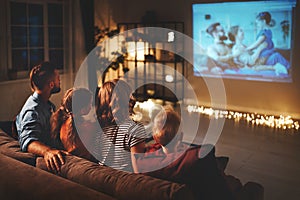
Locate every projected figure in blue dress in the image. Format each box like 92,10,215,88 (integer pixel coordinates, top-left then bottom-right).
246,11,290,76
227,25,288,77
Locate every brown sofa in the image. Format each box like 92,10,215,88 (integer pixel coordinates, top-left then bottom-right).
36,155,192,200
0,121,264,200
0,127,194,200
0,153,115,200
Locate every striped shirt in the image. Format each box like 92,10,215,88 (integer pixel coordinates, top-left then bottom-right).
94,119,146,172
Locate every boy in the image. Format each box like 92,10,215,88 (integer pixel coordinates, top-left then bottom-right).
135,106,236,200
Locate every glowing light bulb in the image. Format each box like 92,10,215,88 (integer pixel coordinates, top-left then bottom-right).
165,74,174,82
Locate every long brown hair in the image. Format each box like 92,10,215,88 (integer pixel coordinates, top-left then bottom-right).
96,79,136,127
50,88,92,148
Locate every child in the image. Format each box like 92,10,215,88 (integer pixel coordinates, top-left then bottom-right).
94,79,146,172
50,88,98,162
135,106,238,200
228,25,267,67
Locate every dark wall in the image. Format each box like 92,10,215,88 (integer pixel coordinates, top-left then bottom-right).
94,0,300,118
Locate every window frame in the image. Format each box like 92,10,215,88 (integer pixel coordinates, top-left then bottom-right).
6,0,70,80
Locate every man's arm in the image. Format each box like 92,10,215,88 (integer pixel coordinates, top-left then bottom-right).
207,46,233,62
18,110,69,173
27,141,69,173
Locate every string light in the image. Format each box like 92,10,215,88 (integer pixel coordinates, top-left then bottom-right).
187,105,300,131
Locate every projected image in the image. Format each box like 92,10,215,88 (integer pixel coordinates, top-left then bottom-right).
193,1,296,82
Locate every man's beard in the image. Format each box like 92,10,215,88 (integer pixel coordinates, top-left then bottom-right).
51,86,61,94
219,35,228,41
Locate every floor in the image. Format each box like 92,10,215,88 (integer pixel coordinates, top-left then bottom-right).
183,113,300,200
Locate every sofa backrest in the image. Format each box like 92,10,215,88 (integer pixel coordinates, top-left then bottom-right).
0,121,13,136
37,155,195,200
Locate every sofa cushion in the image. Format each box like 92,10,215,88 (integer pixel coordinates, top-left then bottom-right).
0,129,36,166
0,153,115,200
135,144,236,200
0,121,13,137
37,155,195,200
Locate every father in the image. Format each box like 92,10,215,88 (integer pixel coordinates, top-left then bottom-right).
15,61,68,173
206,22,236,72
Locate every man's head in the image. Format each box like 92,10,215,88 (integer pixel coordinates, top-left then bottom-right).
30,61,61,94
152,106,182,147
206,22,228,41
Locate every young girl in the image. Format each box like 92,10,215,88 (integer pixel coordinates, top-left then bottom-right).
228,25,267,67
246,11,290,72
94,79,146,172
50,88,98,162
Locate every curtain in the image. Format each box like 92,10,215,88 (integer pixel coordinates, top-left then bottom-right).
79,0,95,53
79,0,98,92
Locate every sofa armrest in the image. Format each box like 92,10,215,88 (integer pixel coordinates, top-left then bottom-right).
0,129,36,166
37,155,195,200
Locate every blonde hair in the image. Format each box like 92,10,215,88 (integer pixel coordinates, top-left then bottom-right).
152,106,182,146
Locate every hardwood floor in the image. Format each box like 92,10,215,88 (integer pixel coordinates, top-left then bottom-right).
183,114,300,200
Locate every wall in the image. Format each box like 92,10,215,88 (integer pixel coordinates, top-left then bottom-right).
0,0,299,121
94,0,186,29
187,0,300,119
0,73,73,121
94,0,300,119
0,0,86,121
